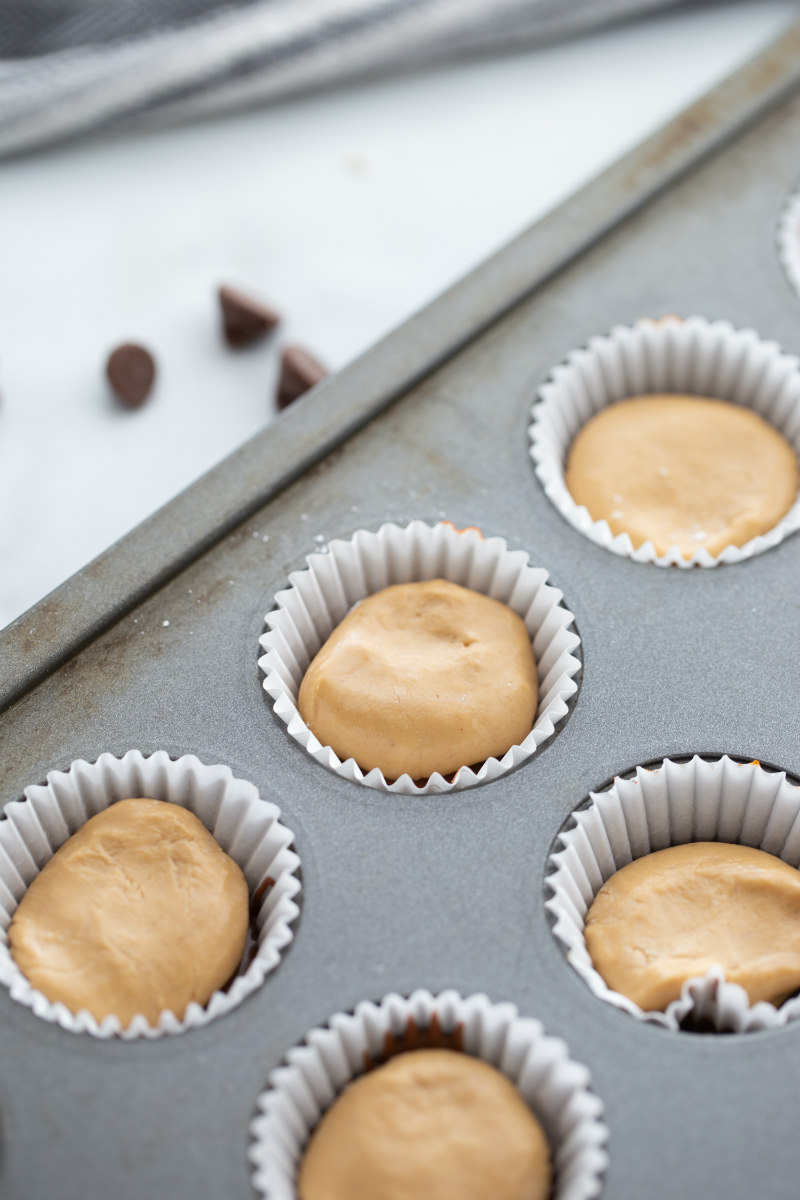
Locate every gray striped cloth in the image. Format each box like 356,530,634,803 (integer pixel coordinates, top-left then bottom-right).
0,0,685,158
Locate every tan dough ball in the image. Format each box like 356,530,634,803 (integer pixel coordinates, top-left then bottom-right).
565,394,798,558
9,798,249,1026
297,579,538,780
585,842,800,1012
298,1049,552,1200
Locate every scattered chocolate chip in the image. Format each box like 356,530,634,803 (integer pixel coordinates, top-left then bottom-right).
277,345,328,410
218,285,280,348
106,343,156,409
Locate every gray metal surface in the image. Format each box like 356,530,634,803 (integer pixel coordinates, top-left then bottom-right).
4,16,800,714
2,21,800,1200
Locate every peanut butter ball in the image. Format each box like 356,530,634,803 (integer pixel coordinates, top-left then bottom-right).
299,1049,552,1200
9,799,249,1026
297,579,538,780
565,394,798,557
585,841,800,1011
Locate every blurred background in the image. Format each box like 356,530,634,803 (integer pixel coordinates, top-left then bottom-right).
1,0,798,631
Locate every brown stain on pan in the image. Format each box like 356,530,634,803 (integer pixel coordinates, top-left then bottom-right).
618,25,800,194
39,569,235,707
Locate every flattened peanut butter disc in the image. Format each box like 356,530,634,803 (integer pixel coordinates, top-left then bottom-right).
585,842,800,1012
565,395,798,558
299,1049,552,1200
9,799,249,1027
297,579,538,781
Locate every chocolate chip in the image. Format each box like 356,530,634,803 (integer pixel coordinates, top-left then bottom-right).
218,285,280,348
106,343,156,409
277,345,328,410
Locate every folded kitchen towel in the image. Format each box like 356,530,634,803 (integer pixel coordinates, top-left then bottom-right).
0,0,685,158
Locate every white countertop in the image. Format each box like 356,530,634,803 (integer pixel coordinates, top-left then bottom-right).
1,1,796,630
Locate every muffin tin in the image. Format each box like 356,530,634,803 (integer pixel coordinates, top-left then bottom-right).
2,20,800,1200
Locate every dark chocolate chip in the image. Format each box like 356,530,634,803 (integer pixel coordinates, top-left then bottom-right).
106,343,156,409
218,285,280,348
277,345,328,410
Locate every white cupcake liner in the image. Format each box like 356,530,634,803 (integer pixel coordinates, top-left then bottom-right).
0,749,301,1039
529,316,800,567
777,182,800,302
258,520,581,795
249,988,609,1200
547,754,800,1033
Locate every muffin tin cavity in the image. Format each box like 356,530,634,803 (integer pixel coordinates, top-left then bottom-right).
249,989,609,1200
0,750,301,1039
258,521,581,795
546,755,800,1033
529,317,800,567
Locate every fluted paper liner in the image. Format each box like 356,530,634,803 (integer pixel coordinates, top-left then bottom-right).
529,317,800,567
0,750,301,1039
249,989,608,1200
547,755,800,1032
777,183,800,302
258,521,580,794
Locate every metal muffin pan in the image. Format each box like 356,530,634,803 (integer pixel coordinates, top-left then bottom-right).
2,21,800,1200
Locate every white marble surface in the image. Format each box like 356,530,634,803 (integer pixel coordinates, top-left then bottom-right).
0,1,796,631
